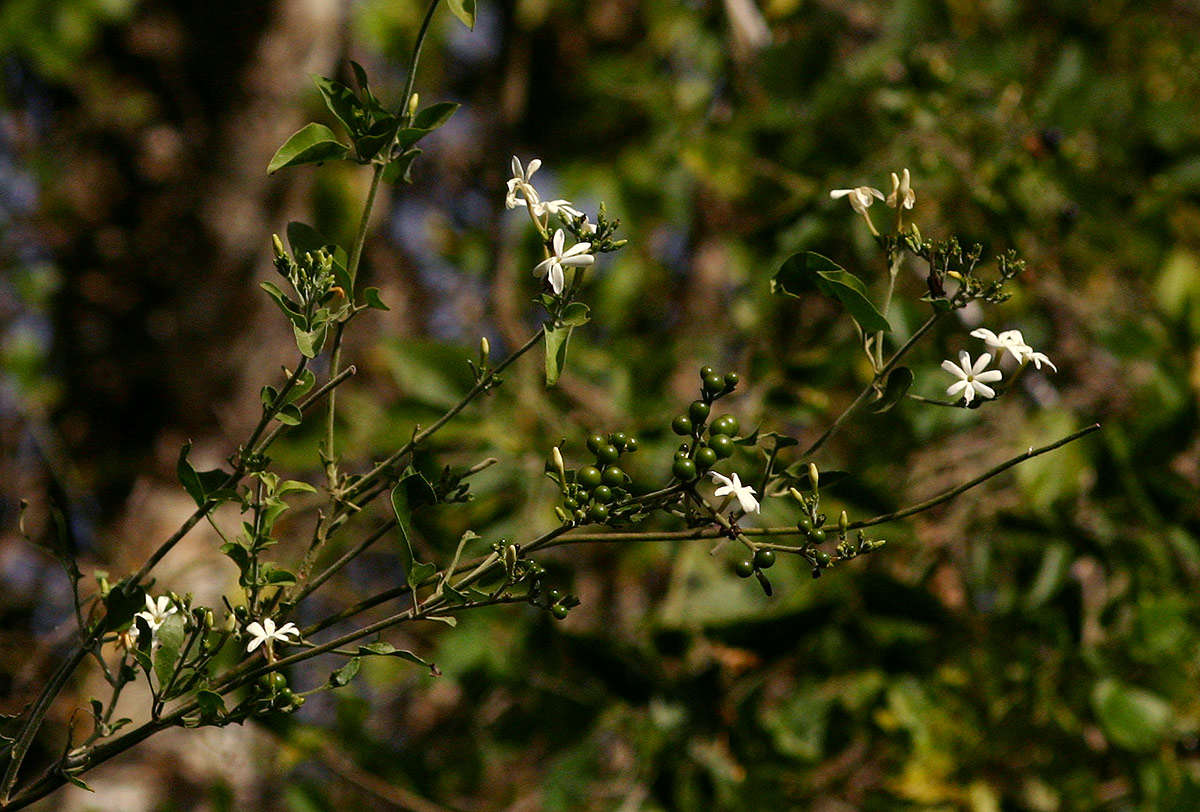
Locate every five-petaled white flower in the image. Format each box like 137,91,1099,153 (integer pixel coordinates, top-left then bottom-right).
709,471,761,515
971,328,1058,372
534,198,584,219
245,618,300,654
534,229,594,294
135,595,177,634
829,186,885,215
886,168,916,210
942,351,1003,404
505,156,542,211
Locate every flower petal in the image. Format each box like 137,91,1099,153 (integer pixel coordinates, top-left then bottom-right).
976,369,1003,383
942,358,966,378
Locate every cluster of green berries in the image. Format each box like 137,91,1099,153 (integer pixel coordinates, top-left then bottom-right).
557,432,638,525
732,547,776,579
258,671,305,713
670,366,741,482
524,563,579,621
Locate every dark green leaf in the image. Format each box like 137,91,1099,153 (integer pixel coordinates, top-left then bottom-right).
153,613,187,689
293,324,327,359
355,115,400,161
868,367,914,413
382,148,422,184
177,441,234,507
390,480,438,591
196,690,225,721
286,221,332,258
560,302,591,327
267,123,350,174
412,102,459,131
259,281,305,327
363,287,389,310
357,642,439,675
772,251,891,333
330,658,361,687
544,322,573,387
274,404,303,426
313,76,363,135
445,0,476,29
1092,678,1173,751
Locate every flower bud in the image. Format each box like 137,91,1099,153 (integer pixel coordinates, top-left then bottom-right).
807,463,819,491
838,510,848,534
272,234,285,258
408,93,420,117
552,446,566,483
480,336,490,360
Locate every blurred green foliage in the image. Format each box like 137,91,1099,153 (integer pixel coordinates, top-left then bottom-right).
4,0,1200,809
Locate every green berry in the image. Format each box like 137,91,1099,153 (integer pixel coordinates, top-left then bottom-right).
700,365,715,378
694,446,718,470
724,372,739,389
711,415,739,436
547,588,562,602
709,434,735,459
808,527,827,544
610,431,628,449
261,672,288,692
815,551,831,567
577,466,603,489
551,604,569,620
596,444,620,464
797,515,814,533
672,458,698,481
592,485,613,503
573,508,587,523
563,497,578,510
624,437,639,452
602,465,626,487
753,549,776,569
689,400,711,423
734,559,755,578
671,415,694,435
703,373,725,395
588,503,610,522
586,434,606,455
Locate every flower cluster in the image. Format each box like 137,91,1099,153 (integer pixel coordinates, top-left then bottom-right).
135,594,177,638
942,327,1057,405
830,168,916,235
505,156,596,295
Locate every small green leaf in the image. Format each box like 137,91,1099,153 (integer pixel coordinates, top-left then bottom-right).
259,281,305,327
363,287,389,310
196,690,225,721
1092,678,1173,751
152,613,187,689
268,123,350,174
293,324,328,359
773,251,891,334
177,441,234,507
412,102,459,131
286,221,331,258
382,148,422,184
445,0,476,29
313,76,363,135
390,479,438,591
357,642,439,675
544,322,573,387
330,657,361,687
868,367,914,413
278,480,317,495
560,302,591,327
274,404,303,426
355,115,400,161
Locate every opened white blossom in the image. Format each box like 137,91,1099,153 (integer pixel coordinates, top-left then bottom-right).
942,350,1003,404
709,471,761,515
971,328,1058,372
886,168,916,210
505,156,542,211
533,228,594,294
245,618,300,654
534,198,584,219
134,594,177,633
829,185,885,215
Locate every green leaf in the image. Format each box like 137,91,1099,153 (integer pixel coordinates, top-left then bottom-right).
868,367,914,413
293,324,327,359
196,690,225,721
1092,678,1173,751
412,102,460,131
390,480,439,591
560,301,591,327
382,148,422,184
445,0,476,29
357,642,439,675
152,613,187,689
274,404,303,426
102,578,145,633
286,221,333,258
267,123,350,174
313,76,363,135
278,480,317,495
544,322,573,387
259,281,305,327
363,287,389,311
772,251,891,333
177,441,234,507
329,657,361,687
355,115,400,161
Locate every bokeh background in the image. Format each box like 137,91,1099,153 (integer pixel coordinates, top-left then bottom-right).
2,0,1199,809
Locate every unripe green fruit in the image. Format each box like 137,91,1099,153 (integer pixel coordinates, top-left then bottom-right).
689,400,711,423
703,373,725,395
754,549,776,569
547,588,562,602
588,503,610,522
672,458,698,481
694,446,718,470
734,559,755,578
610,431,628,449
797,515,814,533
710,415,739,436
815,551,831,567
724,372,739,389
709,434,734,459
261,672,288,692
700,365,715,378
563,497,578,510
596,444,620,464
592,485,613,503
586,434,606,454
551,604,569,620
808,527,827,544
603,465,626,487
574,508,587,523
671,415,693,435
624,437,639,452
577,466,603,489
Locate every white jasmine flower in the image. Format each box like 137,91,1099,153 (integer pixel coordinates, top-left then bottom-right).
709,471,761,515
135,594,177,634
505,156,542,211
886,168,916,210
534,198,584,219
533,228,594,295
942,350,1003,404
245,618,300,654
829,185,885,215
971,328,1058,372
